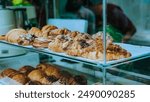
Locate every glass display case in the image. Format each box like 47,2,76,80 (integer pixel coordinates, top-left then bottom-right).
0,0,150,85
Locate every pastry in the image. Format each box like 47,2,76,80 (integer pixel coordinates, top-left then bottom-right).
41,25,58,32
59,70,73,85
0,35,5,40
26,81,42,85
19,66,35,75
0,68,18,78
17,34,36,45
48,34,73,52
28,27,42,37
11,73,28,85
41,25,58,37
44,64,61,79
28,69,50,85
36,63,49,71
5,29,27,43
32,37,51,48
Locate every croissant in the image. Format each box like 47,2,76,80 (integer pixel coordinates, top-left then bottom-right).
44,65,61,79
28,27,42,37
19,66,35,75
0,35,5,40
1,68,18,78
5,29,27,43
11,73,28,85
28,69,51,85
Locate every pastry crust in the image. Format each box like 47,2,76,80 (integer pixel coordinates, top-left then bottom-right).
5,29,27,43
28,27,42,37
48,34,73,52
19,66,34,75
1,68,18,78
0,35,5,40
12,74,28,85
28,69,50,85
32,37,51,48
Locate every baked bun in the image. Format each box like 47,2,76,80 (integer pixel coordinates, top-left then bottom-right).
28,27,42,37
36,63,49,71
19,66,34,75
42,25,58,37
41,25,58,32
32,37,51,48
0,35,5,40
1,68,18,78
59,71,73,85
11,73,28,85
44,65,61,79
5,29,27,43
28,69,50,85
26,81,42,85
48,34,73,52
17,34,36,46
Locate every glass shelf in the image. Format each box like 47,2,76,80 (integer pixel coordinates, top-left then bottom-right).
0,41,150,69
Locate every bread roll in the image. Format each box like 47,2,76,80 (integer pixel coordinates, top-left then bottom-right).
26,81,42,85
28,69,50,85
44,65,61,79
28,27,42,37
19,66,34,75
0,35,5,40
12,73,28,85
5,29,27,43
1,68,18,78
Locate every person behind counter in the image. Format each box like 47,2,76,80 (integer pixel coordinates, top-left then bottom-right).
83,0,136,42
64,0,96,34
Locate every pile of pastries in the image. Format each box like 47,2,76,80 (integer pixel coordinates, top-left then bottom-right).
0,63,87,85
0,25,131,61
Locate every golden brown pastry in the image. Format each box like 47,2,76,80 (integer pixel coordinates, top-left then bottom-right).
28,69,50,85
17,34,36,46
25,81,42,85
19,66,35,75
32,37,51,48
0,68,18,78
41,25,58,32
41,25,58,37
0,35,5,40
49,28,70,35
66,34,95,57
48,34,73,52
11,73,28,85
28,27,42,37
44,65,61,79
5,29,27,43
59,70,73,85
36,63,48,71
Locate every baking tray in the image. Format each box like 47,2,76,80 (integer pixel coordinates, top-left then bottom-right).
0,40,150,68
